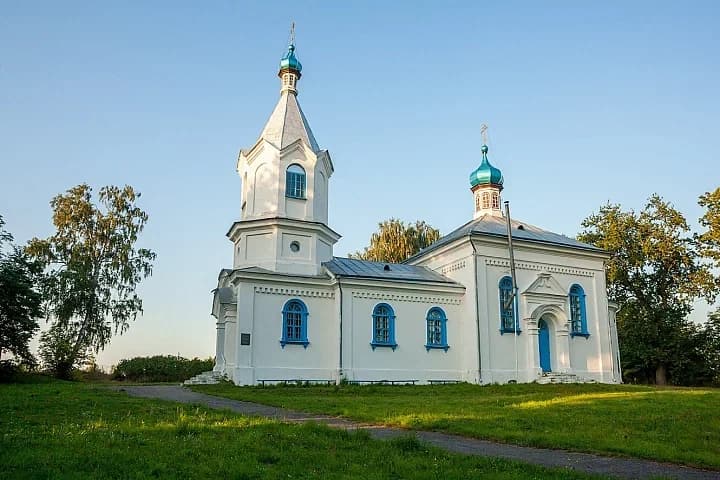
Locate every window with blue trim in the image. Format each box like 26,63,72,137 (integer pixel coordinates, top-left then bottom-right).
280,299,309,348
371,303,397,350
286,164,306,199
499,276,520,334
569,284,589,337
425,307,449,351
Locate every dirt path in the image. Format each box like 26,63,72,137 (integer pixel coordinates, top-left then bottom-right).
116,385,719,480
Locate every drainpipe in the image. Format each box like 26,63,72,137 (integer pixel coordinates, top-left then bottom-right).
470,238,482,384
504,201,519,382
338,279,344,384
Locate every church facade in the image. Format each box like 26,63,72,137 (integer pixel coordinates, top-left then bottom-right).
210,41,622,386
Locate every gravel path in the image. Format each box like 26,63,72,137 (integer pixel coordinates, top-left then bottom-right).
116,385,719,480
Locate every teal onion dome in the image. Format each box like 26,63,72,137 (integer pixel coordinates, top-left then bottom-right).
469,145,504,188
279,44,302,73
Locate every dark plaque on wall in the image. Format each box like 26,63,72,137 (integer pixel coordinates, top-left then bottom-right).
240,333,251,346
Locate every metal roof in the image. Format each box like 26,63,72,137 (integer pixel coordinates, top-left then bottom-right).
215,287,236,305
233,266,330,279
407,214,603,262
259,89,320,152
323,257,460,285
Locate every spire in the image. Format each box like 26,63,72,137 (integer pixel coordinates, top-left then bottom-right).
470,125,504,218
256,28,320,153
278,23,302,94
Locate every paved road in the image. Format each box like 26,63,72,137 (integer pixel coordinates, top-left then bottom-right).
116,385,719,480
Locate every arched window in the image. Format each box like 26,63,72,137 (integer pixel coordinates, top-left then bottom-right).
280,299,309,348
482,191,490,209
499,276,520,334
425,307,449,351
371,303,397,350
569,284,589,337
286,164,306,199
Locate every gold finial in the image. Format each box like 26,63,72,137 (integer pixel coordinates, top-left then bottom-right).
289,21,295,45
480,124,489,145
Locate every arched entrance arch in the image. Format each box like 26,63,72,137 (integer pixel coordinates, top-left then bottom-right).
527,304,570,375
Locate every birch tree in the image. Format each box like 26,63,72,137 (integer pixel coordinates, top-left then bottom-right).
351,219,440,263
27,184,156,378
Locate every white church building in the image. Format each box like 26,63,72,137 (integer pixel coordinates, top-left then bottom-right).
208,40,622,386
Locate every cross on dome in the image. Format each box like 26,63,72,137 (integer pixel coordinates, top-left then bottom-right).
278,23,302,95
470,125,504,218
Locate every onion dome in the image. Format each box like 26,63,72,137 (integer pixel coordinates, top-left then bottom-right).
469,144,504,189
279,44,302,75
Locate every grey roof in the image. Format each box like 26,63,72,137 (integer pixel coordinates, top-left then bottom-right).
407,214,603,262
259,91,320,152
215,287,236,305
323,257,460,285
233,265,330,279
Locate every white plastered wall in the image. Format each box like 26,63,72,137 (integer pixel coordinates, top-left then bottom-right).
340,279,466,383
228,277,338,385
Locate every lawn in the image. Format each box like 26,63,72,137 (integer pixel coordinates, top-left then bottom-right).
192,382,720,470
0,380,608,480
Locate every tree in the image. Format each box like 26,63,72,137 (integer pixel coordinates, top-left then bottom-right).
350,218,441,263
578,195,716,385
26,184,156,379
698,187,720,286
698,309,720,385
0,214,42,364
38,321,90,377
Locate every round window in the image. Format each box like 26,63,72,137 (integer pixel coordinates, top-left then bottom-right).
290,241,300,253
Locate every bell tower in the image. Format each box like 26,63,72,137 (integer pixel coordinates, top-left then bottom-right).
230,31,340,276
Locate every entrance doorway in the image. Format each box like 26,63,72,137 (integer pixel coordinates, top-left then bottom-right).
538,318,551,372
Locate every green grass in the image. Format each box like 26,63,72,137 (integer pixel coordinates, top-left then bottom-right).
0,381,609,480
192,382,720,470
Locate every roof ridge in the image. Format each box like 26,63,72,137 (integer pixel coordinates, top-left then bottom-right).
407,215,604,262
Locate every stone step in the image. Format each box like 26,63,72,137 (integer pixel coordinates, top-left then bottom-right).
183,370,226,385
537,372,592,384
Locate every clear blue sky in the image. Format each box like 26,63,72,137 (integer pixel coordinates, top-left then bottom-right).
2,2,718,367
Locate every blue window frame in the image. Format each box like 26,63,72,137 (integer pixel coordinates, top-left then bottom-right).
286,164,306,199
425,307,449,351
370,303,397,350
499,276,520,334
569,284,589,338
280,299,309,348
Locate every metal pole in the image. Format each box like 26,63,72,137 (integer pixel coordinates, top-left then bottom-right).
504,201,519,381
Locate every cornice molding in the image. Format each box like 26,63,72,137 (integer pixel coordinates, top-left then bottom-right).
485,258,595,277
351,290,461,305
440,260,467,275
254,285,334,298
226,216,341,242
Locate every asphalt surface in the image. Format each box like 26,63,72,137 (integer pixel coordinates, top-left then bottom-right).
116,385,720,480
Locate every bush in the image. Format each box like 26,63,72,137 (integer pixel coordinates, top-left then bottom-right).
112,355,214,382
0,360,19,383
0,358,41,383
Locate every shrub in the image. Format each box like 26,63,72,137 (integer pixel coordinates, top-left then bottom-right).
112,355,214,382
0,360,19,383
0,358,42,383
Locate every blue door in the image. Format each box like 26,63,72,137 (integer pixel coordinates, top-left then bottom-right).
538,318,551,373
